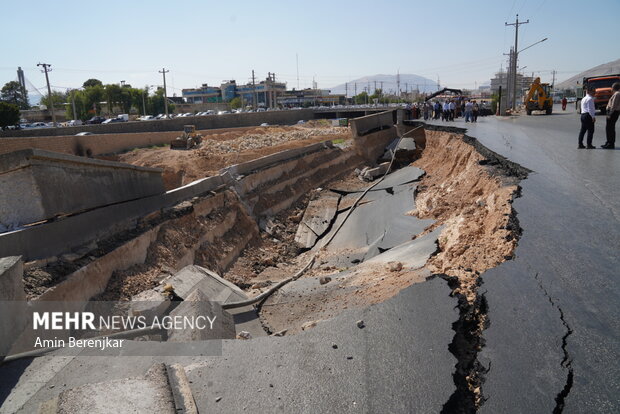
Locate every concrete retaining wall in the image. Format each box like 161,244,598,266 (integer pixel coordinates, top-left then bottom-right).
0,109,315,138
349,110,395,136
0,174,227,261
353,127,398,162
0,149,165,231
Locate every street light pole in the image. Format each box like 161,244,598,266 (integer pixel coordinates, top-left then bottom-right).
506,15,529,110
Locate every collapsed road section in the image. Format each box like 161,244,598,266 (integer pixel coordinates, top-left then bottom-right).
0,111,530,413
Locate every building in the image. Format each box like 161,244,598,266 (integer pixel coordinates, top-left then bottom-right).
182,74,287,108
182,84,222,104
277,88,345,107
490,71,534,99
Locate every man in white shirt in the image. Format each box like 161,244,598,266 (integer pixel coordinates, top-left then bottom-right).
578,86,597,149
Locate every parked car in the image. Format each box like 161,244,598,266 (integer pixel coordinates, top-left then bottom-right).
86,116,106,124
138,115,155,121
75,132,94,136
102,117,125,124
67,119,83,126
217,110,230,115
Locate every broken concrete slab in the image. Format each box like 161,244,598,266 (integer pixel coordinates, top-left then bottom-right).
319,183,430,253
48,363,175,413
294,194,340,248
0,149,164,231
166,364,198,414
167,289,236,341
163,265,246,303
130,289,171,323
186,276,458,413
363,226,442,269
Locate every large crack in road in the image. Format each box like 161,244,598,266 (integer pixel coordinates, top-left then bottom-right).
534,272,575,414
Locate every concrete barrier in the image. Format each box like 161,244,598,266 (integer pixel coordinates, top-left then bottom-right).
0,109,315,138
352,127,398,163
349,110,395,137
0,175,227,261
0,149,165,231
0,256,27,360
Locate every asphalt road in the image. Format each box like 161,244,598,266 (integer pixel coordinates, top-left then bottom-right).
1,107,617,413
430,105,619,413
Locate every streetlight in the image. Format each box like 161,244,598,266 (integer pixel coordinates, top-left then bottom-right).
512,37,548,109
518,38,547,54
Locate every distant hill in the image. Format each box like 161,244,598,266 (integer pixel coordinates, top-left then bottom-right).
328,74,439,96
556,58,620,89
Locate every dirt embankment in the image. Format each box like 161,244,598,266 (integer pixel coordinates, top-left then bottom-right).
114,122,350,190
412,129,521,301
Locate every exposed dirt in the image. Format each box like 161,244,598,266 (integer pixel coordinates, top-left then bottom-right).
412,130,520,303
114,121,350,190
94,191,258,301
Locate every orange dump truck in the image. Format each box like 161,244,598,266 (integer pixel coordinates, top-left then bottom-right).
580,74,620,114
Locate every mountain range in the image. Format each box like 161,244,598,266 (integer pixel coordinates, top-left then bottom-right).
555,58,620,89
328,74,439,96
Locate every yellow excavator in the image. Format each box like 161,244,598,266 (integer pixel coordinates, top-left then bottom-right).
525,77,553,115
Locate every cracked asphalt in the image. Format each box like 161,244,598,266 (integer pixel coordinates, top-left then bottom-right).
428,106,619,413
1,108,617,413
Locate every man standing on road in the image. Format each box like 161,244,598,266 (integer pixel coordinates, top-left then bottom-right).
602,82,620,149
578,86,597,149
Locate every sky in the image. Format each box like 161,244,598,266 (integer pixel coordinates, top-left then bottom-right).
1,0,618,100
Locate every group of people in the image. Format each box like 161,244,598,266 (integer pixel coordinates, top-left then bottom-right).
408,99,484,122
578,82,619,149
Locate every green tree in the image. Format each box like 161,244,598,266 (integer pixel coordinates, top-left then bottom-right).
230,97,242,110
84,85,104,117
83,79,103,89
40,90,68,109
1,81,30,109
148,87,174,115
354,91,368,105
0,102,20,129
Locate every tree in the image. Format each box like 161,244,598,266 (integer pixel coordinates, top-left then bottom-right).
83,79,103,89
230,97,242,110
148,87,174,115
40,91,68,109
0,102,20,129
1,81,29,109
354,91,368,105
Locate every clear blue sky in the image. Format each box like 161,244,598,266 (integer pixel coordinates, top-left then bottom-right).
1,0,618,98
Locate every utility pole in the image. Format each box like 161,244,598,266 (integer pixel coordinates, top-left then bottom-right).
374,80,377,95
159,68,169,117
71,90,78,121
354,82,357,98
397,70,400,97
506,14,529,110
37,63,56,126
345,83,348,98
551,69,556,87
251,70,257,110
